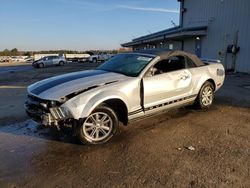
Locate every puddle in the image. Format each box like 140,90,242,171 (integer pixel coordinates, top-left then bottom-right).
0,120,48,137
0,119,74,144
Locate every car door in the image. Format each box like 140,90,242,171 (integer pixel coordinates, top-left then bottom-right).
42,57,50,66
52,56,59,65
49,56,56,66
143,55,193,111
44,56,52,66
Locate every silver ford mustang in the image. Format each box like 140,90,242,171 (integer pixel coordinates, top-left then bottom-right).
25,50,225,144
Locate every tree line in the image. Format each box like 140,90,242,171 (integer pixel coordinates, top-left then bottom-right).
0,48,124,56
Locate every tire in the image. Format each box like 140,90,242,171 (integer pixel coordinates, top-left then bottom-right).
59,61,64,66
92,58,97,63
194,81,214,109
38,63,44,68
76,105,118,145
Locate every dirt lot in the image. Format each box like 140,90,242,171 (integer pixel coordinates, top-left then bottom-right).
0,63,250,187
0,62,98,125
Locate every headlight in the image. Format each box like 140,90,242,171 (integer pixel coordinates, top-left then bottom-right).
40,102,48,109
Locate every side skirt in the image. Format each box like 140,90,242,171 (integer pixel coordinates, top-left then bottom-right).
128,100,194,124
128,95,197,122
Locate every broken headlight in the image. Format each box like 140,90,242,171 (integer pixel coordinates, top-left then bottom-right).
49,107,72,120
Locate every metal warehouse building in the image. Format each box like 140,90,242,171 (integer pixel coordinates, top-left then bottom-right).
122,0,250,73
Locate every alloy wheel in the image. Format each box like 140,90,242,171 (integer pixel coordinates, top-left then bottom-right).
82,112,113,142
201,86,213,106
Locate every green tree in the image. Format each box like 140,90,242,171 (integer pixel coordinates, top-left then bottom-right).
11,48,19,56
24,51,32,56
1,49,10,56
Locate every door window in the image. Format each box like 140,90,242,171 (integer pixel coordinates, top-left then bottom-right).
185,57,197,68
146,56,186,77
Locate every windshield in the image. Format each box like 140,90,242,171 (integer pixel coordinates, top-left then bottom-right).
97,53,154,77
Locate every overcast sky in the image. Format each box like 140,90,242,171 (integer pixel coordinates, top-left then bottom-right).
0,0,180,51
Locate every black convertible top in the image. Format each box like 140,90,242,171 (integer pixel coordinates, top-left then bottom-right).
134,49,205,67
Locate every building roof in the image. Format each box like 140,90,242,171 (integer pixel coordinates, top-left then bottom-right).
122,25,207,47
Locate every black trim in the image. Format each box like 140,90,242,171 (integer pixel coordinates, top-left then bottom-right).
140,79,145,111
128,94,197,116
145,94,197,112
31,70,107,95
128,108,143,116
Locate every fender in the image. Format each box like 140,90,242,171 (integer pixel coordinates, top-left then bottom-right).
193,76,212,94
188,63,220,95
62,78,139,120
80,90,130,119
63,89,130,120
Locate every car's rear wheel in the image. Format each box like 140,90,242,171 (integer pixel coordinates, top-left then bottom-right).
38,63,44,68
92,58,97,63
195,81,214,109
77,105,118,145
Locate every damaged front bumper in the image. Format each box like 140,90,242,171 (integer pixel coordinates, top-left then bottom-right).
25,95,72,127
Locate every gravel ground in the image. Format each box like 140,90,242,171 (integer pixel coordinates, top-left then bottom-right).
0,63,249,187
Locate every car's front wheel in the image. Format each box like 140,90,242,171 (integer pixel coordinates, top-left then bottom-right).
195,81,214,109
59,61,64,66
77,105,118,145
38,63,44,68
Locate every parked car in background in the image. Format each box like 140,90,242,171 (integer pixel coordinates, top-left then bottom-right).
32,56,66,68
25,50,225,145
34,54,59,61
24,57,34,63
0,57,11,63
11,56,25,62
88,52,114,63
0,57,6,63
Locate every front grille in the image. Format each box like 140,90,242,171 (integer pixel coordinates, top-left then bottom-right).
25,95,70,126
25,95,50,120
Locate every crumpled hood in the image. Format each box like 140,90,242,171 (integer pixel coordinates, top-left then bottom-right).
28,70,127,100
